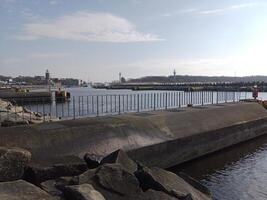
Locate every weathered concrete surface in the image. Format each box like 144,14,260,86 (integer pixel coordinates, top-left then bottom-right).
0,102,266,169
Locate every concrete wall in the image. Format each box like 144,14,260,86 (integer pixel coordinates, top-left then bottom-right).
0,102,266,168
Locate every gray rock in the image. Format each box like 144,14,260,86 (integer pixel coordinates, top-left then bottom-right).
75,168,97,184
95,163,141,196
142,189,178,200
24,155,88,184
75,163,143,200
100,149,137,174
0,147,31,182
41,177,76,199
135,166,211,200
63,184,106,200
0,179,54,200
84,154,103,169
41,179,64,197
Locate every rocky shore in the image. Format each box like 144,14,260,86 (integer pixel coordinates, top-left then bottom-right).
0,147,212,200
0,98,57,127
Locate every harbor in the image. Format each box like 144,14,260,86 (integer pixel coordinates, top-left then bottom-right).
1,1,267,198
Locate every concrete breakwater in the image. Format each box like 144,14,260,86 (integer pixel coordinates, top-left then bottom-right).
0,102,266,199
0,102,266,165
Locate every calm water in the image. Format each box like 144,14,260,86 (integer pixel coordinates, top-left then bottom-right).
170,135,267,200
66,87,267,100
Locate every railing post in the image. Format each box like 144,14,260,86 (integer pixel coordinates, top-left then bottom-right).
216,91,219,104
165,92,168,110
43,98,45,122
73,97,76,119
137,94,140,112
233,91,235,102
114,95,116,112
96,96,99,116
118,95,121,114
225,92,227,103
211,91,214,104
87,96,89,115
201,91,204,106
101,95,103,114
179,92,181,108
153,93,156,111
81,96,84,116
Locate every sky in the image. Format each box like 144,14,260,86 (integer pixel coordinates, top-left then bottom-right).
1,0,267,82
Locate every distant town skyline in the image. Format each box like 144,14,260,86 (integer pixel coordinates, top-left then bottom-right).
1,0,267,82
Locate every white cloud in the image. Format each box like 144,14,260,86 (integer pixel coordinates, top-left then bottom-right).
198,3,258,15
17,11,162,43
162,2,259,18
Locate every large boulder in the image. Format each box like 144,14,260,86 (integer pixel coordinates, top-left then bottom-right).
0,147,31,182
0,179,54,200
95,163,141,196
135,166,211,200
100,149,137,174
40,177,76,199
142,189,178,200
74,168,97,185
24,155,87,184
73,163,143,200
63,184,106,200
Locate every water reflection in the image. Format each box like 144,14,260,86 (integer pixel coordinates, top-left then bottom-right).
170,135,267,200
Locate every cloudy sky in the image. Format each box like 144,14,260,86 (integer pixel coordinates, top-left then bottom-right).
1,0,267,81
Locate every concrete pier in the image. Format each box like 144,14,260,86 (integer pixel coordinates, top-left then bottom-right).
0,102,266,168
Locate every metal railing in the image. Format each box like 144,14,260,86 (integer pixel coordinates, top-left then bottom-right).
0,91,251,124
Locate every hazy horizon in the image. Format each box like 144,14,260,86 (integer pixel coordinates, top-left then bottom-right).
1,0,267,81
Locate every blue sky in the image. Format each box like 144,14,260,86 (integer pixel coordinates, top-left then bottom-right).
1,0,267,81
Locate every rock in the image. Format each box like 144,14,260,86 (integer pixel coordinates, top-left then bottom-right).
24,155,88,184
84,153,103,169
100,149,137,174
0,147,31,182
0,179,54,200
63,184,106,200
24,163,57,184
95,163,141,196
135,166,211,200
75,168,97,185
41,179,64,197
75,163,143,200
142,189,178,200
40,177,75,199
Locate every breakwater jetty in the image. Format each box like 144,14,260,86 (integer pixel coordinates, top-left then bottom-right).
0,102,266,199
94,82,267,92
0,102,266,166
